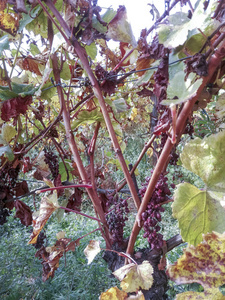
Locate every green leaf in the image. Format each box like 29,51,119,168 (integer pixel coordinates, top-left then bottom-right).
92,8,116,33
19,6,41,32
0,35,9,56
59,160,73,182
85,43,97,60
112,98,130,113
161,71,203,105
40,81,56,101
30,43,40,56
0,145,14,161
180,131,225,194
158,2,220,49
173,183,225,246
60,63,71,81
1,124,17,143
106,7,136,47
71,109,104,129
158,12,190,49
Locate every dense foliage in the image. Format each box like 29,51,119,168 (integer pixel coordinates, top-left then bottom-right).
1,0,225,298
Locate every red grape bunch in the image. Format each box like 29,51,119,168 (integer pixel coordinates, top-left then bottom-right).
44,149,59,179
140,174,172,250
106,194,129,246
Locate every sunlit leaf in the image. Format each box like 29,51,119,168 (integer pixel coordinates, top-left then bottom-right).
113,260,154,293
161,71,203,105
71,109,104,129
173,183,225,245
175,288,225,300
100,286,127,300
106,6,136,47
1,123,16,143
0,11,19,36
167,232,225,290
158,1,219,49
29,191,59,244
84,240,101,265
85,42,97,60
215,93,225,120
92,8,116,33
180,131,225,195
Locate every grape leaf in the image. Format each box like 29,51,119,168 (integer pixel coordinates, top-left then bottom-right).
85,42,97,60
180,131,225,195
173,183,225,246
158,1,219,50
71,109,104,129
14,199,32,227
167,232,225,295
175,288,225,300
84,240,101,265
29,191,59,244
215,93,225,120
0,145,14,161
106,6,136,47
161,71,203,105
0,11,19,36
100,286,127,300
1,123,17,143
0,35,9,55
113,260,154,293
92,8,116,34
173,131,225,245
35,236,77,281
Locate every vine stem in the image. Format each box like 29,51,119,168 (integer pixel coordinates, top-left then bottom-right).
37,184,92,193
43,0,141,211
60,207,102,222
51,53,111,249
126,37,225,256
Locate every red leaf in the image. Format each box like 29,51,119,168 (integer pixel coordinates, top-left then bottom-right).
66,188,83,212
14,199,33,226
1,95,32,121
15,180,29,197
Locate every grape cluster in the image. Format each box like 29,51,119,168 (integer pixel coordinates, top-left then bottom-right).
0,163,20,225
44,149,59,179
0,208,10,225
106,194,129,246
140,174,172,250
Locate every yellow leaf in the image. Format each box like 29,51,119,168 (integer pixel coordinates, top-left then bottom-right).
84,240,101,265
175,288,225,300
0,12,19,36
29,191,59,244
100,286,127,300
56,231,66,240
113,261,154,293
168,232,225,289
1,123,16,143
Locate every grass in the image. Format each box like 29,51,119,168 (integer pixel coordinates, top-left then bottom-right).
0,213,118,300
